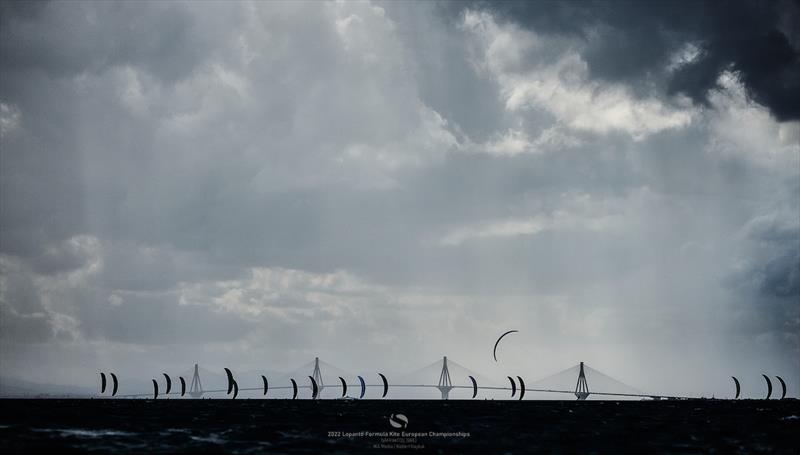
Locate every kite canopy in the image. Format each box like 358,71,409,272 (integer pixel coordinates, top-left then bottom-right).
775,376,787,400
224,368,235,395
309,376,319,399
358,376,366,399
469,376,478,399
378,373,389,398
163,374,172,395
493,330,518,362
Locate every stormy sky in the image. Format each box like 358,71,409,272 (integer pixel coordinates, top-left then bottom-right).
1,0,798,398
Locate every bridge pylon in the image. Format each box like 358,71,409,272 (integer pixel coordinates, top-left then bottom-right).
189,363,204,398
437,356,454,400
575,361,590,400
312,357,325,398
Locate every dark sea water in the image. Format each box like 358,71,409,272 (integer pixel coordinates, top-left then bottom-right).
1,399,798,453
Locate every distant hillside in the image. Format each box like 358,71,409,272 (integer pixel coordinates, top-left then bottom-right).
0,376,94,398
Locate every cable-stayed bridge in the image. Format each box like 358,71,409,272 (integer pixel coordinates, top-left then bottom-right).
98,356,787,401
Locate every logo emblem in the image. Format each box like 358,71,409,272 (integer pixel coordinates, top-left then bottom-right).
388,413,408,429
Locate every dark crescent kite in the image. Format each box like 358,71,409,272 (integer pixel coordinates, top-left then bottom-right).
224,368,235,395
163,373,172,395
493,330,518,361
469,375,478,399
378,373,389,398
731,376,740,399
358,376,366,399
309,376,319,399
762,374,772,399
775,376,787,400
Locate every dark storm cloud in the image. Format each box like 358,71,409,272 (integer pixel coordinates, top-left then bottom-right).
0,259,45,316
0,258,60,343
0,89,87,258
96,242,244,292
29,238,96,276
75,291,252,345
381,1,511,141
742,212,800,301
759,247,800,299
452,0,800,120
0,1,216,82
0,310,53,343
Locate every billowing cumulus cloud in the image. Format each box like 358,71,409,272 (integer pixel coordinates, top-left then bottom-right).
0,0,797,397
460,10,695,140
459,0,800,121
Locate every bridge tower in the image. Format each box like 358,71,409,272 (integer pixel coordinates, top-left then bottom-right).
312,357,325,398
189,363,204,398
575,361,590,400
437,356,454,400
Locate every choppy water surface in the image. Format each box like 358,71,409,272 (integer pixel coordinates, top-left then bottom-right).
1,399,798,453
